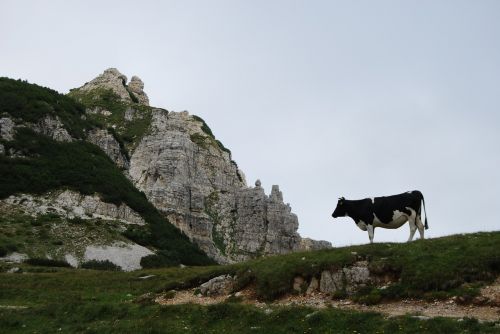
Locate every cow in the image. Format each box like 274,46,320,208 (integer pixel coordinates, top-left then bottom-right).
331,190,428,243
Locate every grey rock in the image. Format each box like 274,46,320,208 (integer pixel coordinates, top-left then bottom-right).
84,242,153,271
319,270,344,293
199,275,234,296
127,109,328,263
293,276,305,292
0,190,145,225
87,128,129,169
79,68,132,102
124,107,136,121
306,277,319,295
300,238,333,251
0,252,28,263
343,261,370,285
78,68,149,106
33,116,73,142
319,261,371,294
0,143,4,155
128,76,149,105
0,117,15,140
64,254,78,267
7,267,21,274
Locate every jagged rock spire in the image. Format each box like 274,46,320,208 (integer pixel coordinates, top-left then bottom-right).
78,68,149,106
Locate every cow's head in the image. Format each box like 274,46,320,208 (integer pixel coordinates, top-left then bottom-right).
332,197,347,218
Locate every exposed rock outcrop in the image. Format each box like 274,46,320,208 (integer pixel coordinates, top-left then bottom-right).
0,117,15,141
87,128,129,169
0,190,145,225
74,68,331,264
33,115,73,142
300,238,334,251
128,76,149,105
199,275,235,296
127,108,322,263
318,261,371,294
77,68,149,106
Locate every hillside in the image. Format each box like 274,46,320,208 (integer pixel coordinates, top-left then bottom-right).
0,68,330,271
0,232,499,333
0,77,212,268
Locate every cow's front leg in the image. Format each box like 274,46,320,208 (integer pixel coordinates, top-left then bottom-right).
367,224,374,244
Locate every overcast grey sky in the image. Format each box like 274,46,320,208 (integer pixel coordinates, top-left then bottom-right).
2,0,499,246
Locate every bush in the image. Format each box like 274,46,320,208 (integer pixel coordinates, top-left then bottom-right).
25,258,72,268
80,260,121,271
141,250,180,268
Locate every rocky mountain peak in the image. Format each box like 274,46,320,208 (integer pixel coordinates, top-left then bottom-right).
78,68,149,106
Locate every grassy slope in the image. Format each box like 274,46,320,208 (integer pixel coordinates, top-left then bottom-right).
0,232,499,333
0,77,212,267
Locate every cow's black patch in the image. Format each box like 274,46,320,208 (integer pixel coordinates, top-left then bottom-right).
332,190,427,227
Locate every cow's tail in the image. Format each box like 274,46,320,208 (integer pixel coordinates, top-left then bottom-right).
420,192,429,230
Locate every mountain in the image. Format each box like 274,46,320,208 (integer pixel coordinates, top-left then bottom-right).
0,68,330,270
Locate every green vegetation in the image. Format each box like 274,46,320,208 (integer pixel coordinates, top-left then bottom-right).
81,260,121,271
0,211,135,262
228,231,500,301
68,87,153,150
0,77,89,138
24,258,71,268
0,78,212,267
0,128,211,266
191,115,232,156
0,234,499,334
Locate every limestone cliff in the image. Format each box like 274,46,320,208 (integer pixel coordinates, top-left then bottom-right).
72,68,331,263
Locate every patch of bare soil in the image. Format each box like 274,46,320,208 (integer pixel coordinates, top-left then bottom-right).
156,279,500,322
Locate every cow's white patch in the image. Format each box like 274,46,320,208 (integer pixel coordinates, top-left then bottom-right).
372,210,408,229
371,197,375,204
356,220,367,231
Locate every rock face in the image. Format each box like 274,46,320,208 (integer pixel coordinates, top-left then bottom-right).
127,109,324,263
128,76,149,105
0,117,15,141
300,238,334,251
33,116,73,142
78,68,149,106
87,128,129,169
0,190,145,225
77,68,331,263
319,261,371,294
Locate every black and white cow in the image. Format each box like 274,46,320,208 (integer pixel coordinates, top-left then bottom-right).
331,190,428,243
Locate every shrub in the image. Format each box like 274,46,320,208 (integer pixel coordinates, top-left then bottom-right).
25,258,72,268
81,260,121,271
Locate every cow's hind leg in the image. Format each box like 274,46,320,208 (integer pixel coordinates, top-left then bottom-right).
367,224,375,244
416,215,425,239
408,218,417,242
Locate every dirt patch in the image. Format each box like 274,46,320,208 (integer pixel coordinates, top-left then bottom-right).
156,280,500,322
156,289,230,306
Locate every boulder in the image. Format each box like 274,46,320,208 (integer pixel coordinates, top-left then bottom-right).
199,275,234,296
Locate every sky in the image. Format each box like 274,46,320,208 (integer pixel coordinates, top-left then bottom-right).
1,0,499,246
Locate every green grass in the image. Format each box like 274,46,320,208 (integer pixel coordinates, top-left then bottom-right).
232,231,500,301
0,232,498,333
0,266,497,333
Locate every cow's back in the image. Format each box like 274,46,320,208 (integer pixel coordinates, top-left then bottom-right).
372,191,422,224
